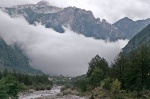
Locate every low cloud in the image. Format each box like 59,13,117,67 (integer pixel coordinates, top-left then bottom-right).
0,10,128,76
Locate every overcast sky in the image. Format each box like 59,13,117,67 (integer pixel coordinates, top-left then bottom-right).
0,0,150,23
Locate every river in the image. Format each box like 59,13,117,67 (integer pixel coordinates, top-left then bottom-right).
19,86,87,99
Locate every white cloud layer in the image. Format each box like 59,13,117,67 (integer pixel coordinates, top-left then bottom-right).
0,10,128,76
0,0,150,23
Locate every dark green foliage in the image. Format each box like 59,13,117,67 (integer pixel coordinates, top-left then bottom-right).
86,55,109,88
88,67,103,87
113,45,150,91
72,55,110,91
111,52,127,89
124,45,150,91
0,75,20,99
74,78,88,92
45,85,52,90
0,69,53,98
3,68,9,77
24,75,32,86
72,44,150,98
13,73,53,88
111,79,121,94
87,55,109,78
0,72,2,79
79,81,88,92
101,78,112,90
68,75,88,92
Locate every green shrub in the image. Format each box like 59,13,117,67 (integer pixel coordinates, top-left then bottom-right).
0,75,20,99
101,78,111,90
45,85,51,90
61,83,72,92
111,79,121,94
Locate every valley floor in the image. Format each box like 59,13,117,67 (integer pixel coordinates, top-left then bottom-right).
19,86,87,99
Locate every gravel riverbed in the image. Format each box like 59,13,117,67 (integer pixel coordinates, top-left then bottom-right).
19,86,87,99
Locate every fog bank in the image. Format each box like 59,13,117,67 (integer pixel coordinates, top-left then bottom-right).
0,11,128,76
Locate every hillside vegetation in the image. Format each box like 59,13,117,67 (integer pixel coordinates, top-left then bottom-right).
0,69,52,99
63,45,150,99
0,38,43,74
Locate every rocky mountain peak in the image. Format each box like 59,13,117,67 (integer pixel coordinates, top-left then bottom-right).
101,19,108,25
2,3,129,41
116,17,134,24
102,19,107,22
122,17,132,20
64,7,93,16
113,17,150,39
36,1,50,7
62,6,96,23
114,17,134,27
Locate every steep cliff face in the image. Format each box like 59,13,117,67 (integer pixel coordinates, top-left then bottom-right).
2,1,125,41
2,1,150,41
0,38,43,74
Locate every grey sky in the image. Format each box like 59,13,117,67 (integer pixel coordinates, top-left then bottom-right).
0,0,150,23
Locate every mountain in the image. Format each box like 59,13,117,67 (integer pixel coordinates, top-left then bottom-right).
1,1,150,41
1,1,125,41
123,24,150,53
0,38,43,74
113,17,150,39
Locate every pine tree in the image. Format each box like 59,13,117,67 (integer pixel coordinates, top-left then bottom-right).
111,52,127,89
87,55,109,87
87,55,108,77
124,45,150,91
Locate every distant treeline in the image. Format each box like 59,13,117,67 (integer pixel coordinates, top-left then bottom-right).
0,69,53,99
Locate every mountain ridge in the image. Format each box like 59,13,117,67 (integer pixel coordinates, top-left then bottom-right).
1,1,150,41
1,1,125,41
113,17,150,39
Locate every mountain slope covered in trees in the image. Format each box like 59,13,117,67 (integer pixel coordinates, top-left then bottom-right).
0,38,43,74
123,24,150,53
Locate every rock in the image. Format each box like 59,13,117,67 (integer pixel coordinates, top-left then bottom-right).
3,1,126,41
